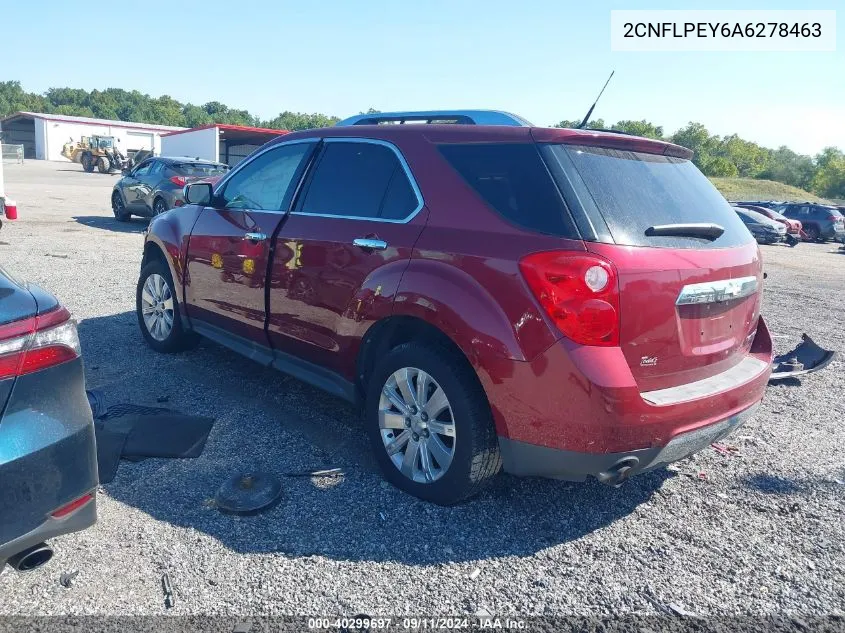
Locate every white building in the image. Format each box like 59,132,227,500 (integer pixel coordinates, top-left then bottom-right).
0,112,186,161
161,124,288,166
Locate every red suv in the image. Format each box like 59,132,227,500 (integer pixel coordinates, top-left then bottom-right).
137,110,773,504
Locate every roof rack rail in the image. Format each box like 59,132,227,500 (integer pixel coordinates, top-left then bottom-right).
335,110,533,127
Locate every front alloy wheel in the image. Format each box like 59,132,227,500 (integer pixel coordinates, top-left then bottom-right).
136,259,198,353
379,367,457,483
140,273,174,341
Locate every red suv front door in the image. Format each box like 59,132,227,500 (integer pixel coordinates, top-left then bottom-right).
267,139,427,378
185,141,317,348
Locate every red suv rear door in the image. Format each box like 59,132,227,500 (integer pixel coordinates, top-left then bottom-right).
184,141,317,349
267,138,427,378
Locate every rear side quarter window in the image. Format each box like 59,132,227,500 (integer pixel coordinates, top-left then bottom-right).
437,143,578,237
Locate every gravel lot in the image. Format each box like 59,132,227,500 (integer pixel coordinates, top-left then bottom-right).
0,160,843,618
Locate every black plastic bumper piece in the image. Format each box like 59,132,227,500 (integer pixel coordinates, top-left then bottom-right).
769,334,837,382
499,403,759,485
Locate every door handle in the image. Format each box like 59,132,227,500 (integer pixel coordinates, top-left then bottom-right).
353,238,388,251
244,232,267,242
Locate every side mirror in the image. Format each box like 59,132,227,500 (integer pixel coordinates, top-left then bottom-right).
184,182,213,206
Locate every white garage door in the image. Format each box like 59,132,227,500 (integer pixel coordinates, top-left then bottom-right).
126,132,154,152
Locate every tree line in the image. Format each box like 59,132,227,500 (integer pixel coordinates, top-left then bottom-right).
1,81,843,198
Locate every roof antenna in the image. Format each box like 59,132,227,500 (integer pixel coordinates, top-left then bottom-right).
577,70,615,129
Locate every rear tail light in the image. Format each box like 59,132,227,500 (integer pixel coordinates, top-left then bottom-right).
170,176,188,187
519,252,620,346
0,307,80,380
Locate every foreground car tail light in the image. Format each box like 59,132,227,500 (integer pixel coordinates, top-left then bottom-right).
0,307,80,380
170,176,188,187
519,252,620,346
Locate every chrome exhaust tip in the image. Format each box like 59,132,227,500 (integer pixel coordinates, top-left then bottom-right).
8,543,54,572
596,457,640,487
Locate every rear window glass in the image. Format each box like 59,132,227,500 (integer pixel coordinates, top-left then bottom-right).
545,145,753,249
174,162,229,177
438,143,577,237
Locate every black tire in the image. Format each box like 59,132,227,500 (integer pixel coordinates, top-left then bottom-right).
153,197,168,216
81,153,94,173
365,341,501,505
136,258,199,353
112,191,130,222
97,156,111,174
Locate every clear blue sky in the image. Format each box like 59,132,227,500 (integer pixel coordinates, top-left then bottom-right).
4,0,842,154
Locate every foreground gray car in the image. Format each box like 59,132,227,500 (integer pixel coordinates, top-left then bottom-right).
111,156,228,221
0,265,97,573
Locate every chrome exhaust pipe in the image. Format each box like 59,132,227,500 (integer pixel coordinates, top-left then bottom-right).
8,543,54,572
596,457,640,487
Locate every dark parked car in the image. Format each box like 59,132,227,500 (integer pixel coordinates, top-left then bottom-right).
734,203,802,237
777,202,845,242
0,265,97,572
112,156,229,221
137,110,772,504
734,206,787,244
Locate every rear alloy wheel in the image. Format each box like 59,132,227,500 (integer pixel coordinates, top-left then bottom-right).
112,192,130,222
153,198,168,216
366,342,501,504
379,367,457,484
805,225,821,242
136,259,198,353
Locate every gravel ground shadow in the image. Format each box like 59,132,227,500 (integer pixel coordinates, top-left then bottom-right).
78,312,674,565
73,215,149,233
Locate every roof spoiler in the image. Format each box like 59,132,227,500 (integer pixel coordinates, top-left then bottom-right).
335,110,533,127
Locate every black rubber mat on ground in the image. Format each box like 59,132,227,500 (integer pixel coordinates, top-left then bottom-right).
93,406,215,484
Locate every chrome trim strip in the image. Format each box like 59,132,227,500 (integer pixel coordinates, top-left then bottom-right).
336,110,533,127
675,276,758,306
289,137,425,225
641,356,769,406
353,238,388,250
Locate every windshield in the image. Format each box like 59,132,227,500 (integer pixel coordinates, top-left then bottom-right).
544,144,753,249
174,163,229,177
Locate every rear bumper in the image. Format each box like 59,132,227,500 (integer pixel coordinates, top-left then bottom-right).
479,315,772,465
0,492,96,569
500,403,758,482
0,358,99,547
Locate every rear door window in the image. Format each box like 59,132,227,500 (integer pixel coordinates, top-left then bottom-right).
544,145,753,249
438,143,577,237
298,141,418,220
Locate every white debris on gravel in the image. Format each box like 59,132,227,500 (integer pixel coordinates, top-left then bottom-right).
0,161,844,616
